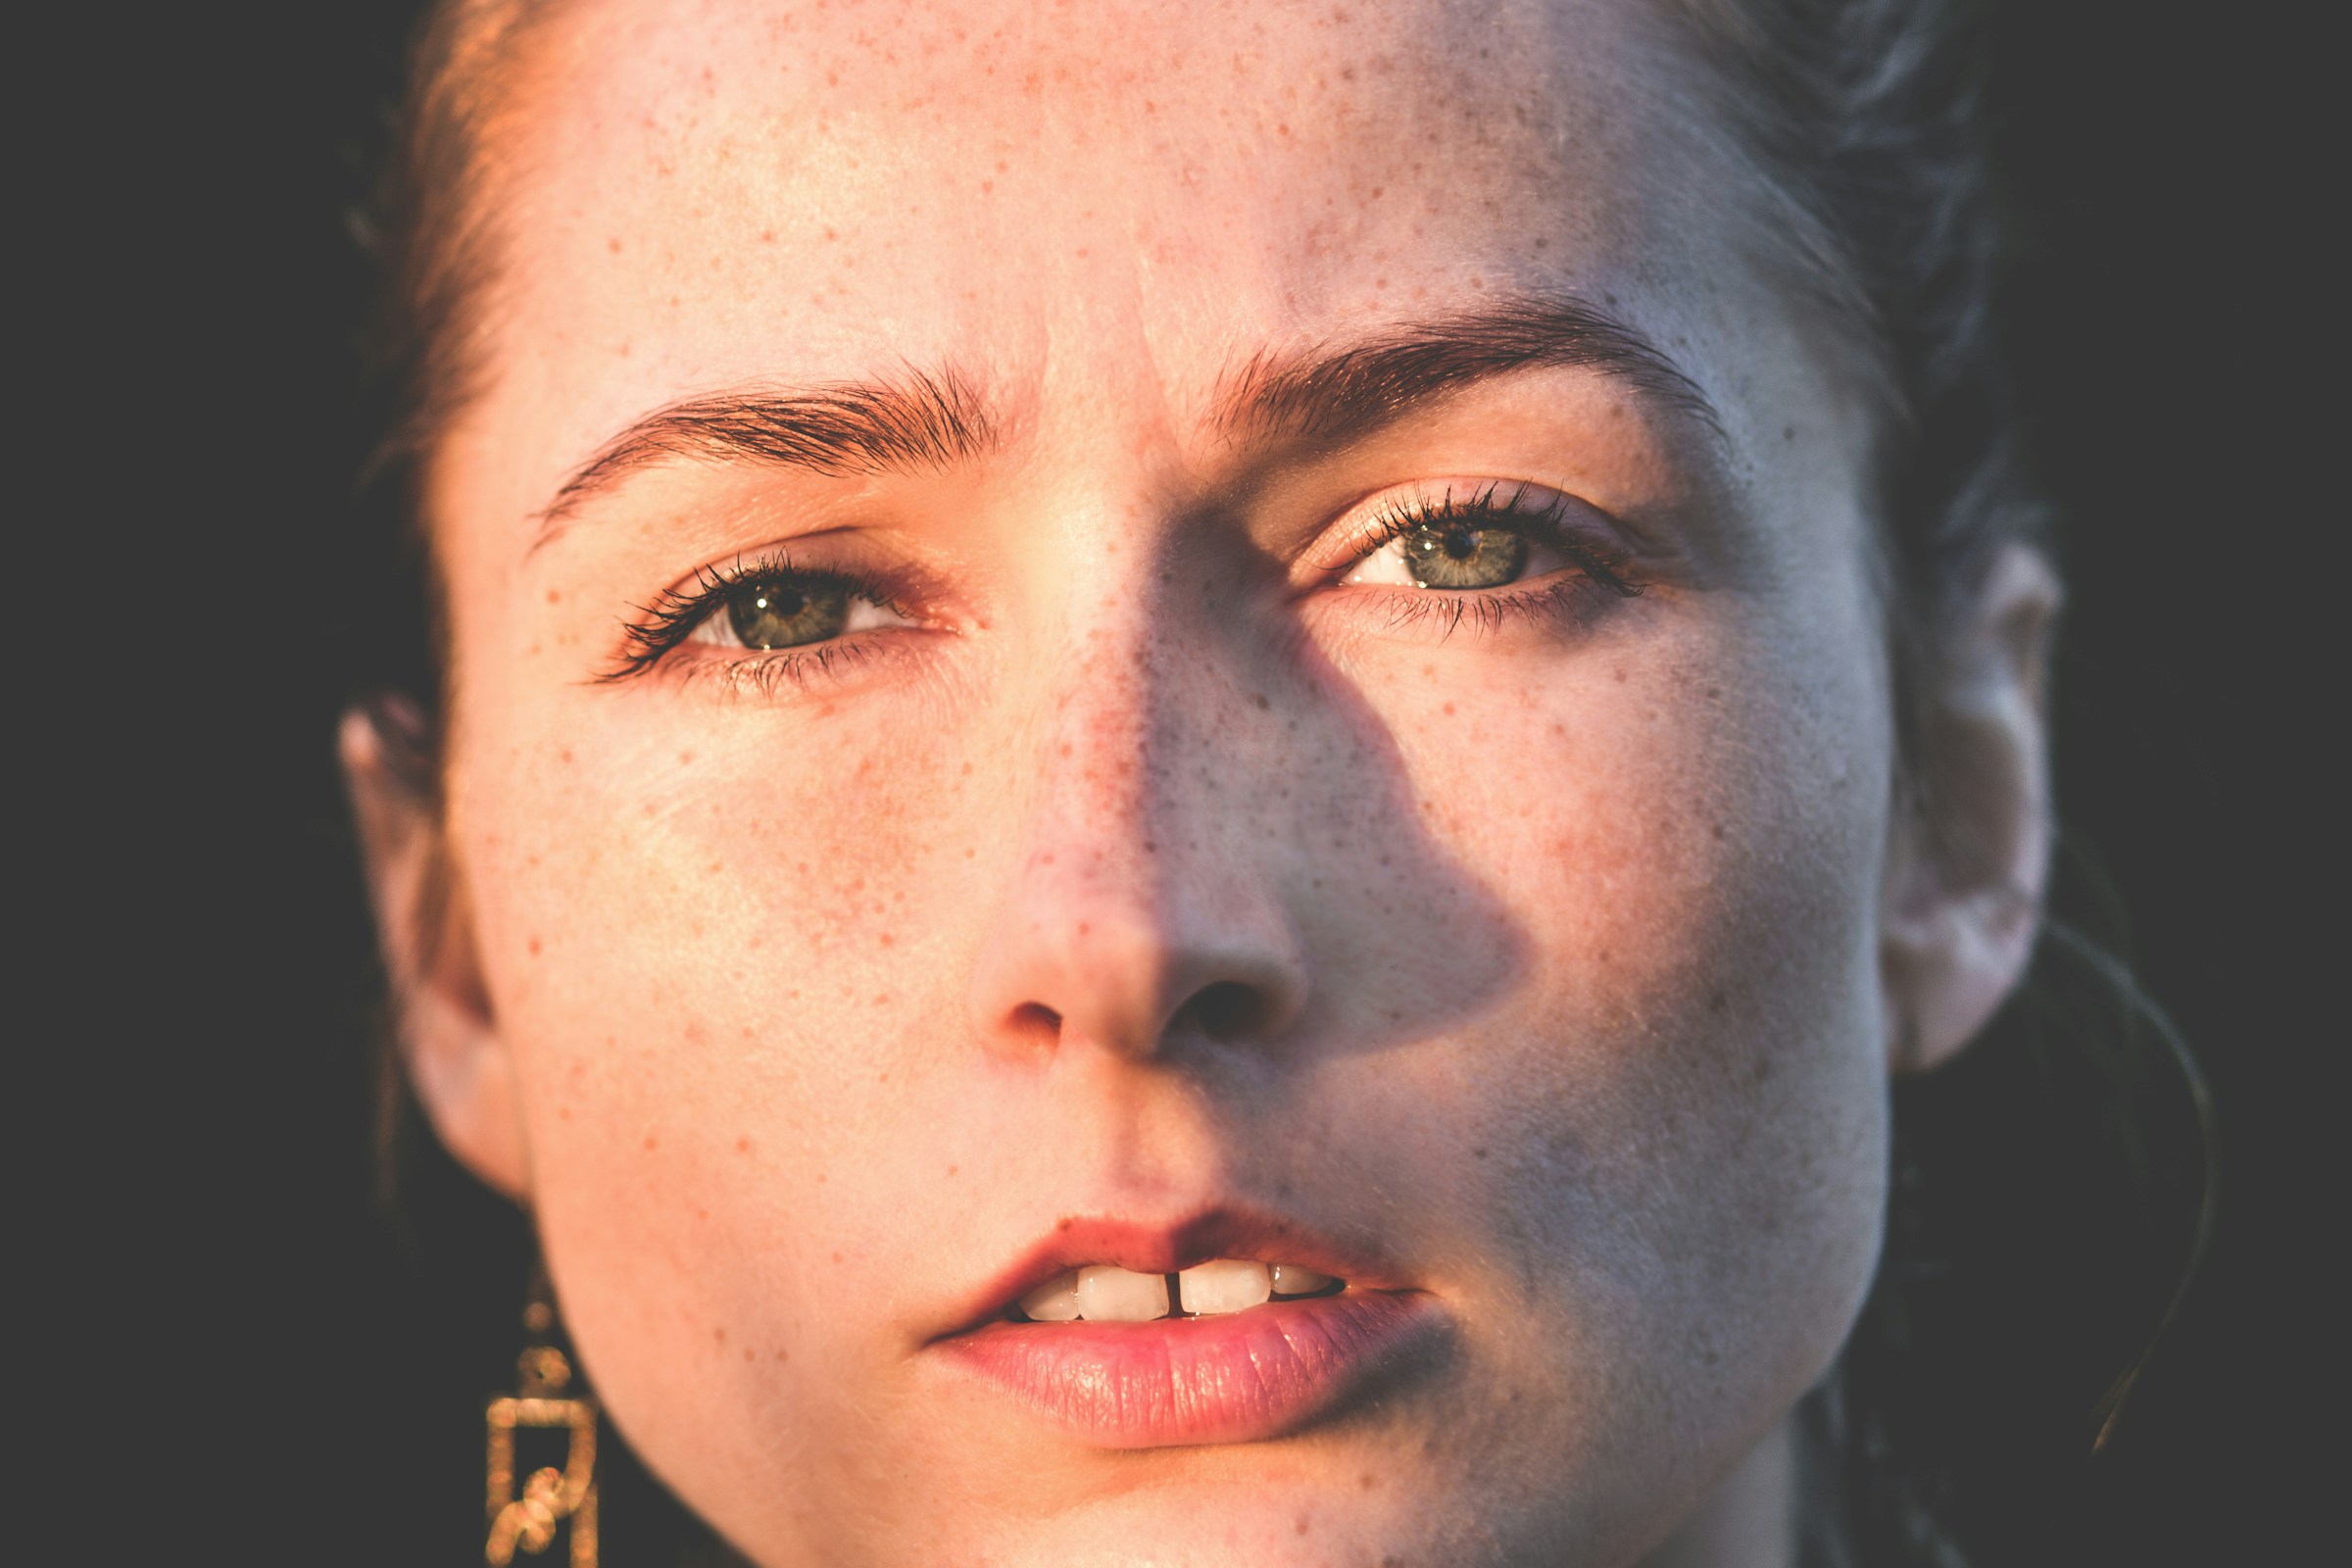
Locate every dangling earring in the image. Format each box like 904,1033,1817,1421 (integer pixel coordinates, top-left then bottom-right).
485,1279,600,1567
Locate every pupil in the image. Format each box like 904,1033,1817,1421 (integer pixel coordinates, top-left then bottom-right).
1442,526,1478,561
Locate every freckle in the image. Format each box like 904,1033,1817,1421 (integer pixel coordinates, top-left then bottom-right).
560,750,573,764
946,1164,958,1177
965,847,976,858
1251,692,1270,710
1056,1217,1073,1231
1442,702,1455,715
714,1327,726,1343
1784,425,1796,442
736,1137,753,1154
558,1106,571,1120
832,1251,845,1264
608,236,622,254
960,761,972,775
1295,1515,1310,1535
694,1207,709,1222
1710,991,1729,1012
644,1135,658,1151
679,750,696,765
741,1025,754,1039
1712,821,1727,840
643,803,657,816
1614,667,1628,683
1360,1473,1379,1491
775,1348,790,1361
527,936,542,956
743,1347,755,1361
1472,1146,1488,1159
545,588,561,605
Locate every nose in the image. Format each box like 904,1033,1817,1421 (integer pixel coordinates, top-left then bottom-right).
966,605,1310,1061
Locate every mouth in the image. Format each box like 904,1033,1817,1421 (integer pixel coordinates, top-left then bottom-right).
929,1206,1444,1448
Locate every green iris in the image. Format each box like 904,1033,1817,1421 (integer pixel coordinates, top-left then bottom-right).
1401,522,1529,589
726,578,852,649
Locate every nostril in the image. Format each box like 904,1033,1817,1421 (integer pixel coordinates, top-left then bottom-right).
1184,981,1264,1041
1008,1002,1062,1049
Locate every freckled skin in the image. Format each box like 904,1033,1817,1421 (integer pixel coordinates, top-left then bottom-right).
425,1,1904,1564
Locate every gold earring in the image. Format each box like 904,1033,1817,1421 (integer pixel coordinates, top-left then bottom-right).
485,1294,599,1567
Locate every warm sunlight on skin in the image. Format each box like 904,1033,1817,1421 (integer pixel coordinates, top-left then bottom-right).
386,0,1936,1561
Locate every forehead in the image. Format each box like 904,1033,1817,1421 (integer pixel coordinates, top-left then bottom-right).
459,0,1780,508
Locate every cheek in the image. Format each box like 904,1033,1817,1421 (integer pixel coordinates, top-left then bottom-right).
447,690,993,1396
1368,616,1892,1401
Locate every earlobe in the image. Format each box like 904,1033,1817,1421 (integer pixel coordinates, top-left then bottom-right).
340,703,532,1199
1881,544,2063,1074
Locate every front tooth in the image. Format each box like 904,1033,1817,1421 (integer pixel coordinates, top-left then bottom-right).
1018,1270,1081,1322
1178,1259,1273,1315
1074,1265,1172,1322
1269,1263,1336,1297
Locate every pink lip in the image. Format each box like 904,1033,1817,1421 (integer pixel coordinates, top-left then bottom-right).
929,1206,1445,1448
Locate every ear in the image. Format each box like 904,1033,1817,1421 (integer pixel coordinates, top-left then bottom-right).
341,701,532,1199
1881,543,2063,1074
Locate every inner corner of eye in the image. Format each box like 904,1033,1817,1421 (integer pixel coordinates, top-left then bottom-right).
1337,540,1414,587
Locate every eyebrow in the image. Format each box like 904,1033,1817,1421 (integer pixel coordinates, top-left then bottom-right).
536,366,995,534
532,295,1720,540
1208,295,1725,450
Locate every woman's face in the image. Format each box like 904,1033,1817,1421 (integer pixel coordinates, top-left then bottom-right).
414,0,1912,1560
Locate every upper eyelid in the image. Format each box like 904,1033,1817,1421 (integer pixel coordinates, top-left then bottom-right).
1311,480,1604,564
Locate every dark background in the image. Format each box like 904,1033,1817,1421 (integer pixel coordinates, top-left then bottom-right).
85,2,2327,1561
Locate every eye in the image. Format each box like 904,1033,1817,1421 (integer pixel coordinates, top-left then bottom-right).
684,566,914,653
694,574,862,650
1346,516,1534,590
605,552,921,684
1337,484,1582,592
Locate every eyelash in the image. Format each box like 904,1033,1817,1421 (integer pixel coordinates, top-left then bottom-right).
1339,482,1645,637
600,552,914,692
603,486,1643,688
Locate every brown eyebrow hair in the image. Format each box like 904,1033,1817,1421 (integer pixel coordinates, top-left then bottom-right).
537,365,996,532
533,296,1721,541
1208,295,1726,449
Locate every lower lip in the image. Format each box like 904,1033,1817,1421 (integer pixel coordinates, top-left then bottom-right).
936,1291,1441,1448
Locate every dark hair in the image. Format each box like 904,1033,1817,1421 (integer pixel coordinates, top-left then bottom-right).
349,2,2209,1562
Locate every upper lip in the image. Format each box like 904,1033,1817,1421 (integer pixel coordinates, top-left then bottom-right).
931,1202,1418,1341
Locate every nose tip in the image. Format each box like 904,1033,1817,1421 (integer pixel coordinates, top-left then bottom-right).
968,848,1310,1061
